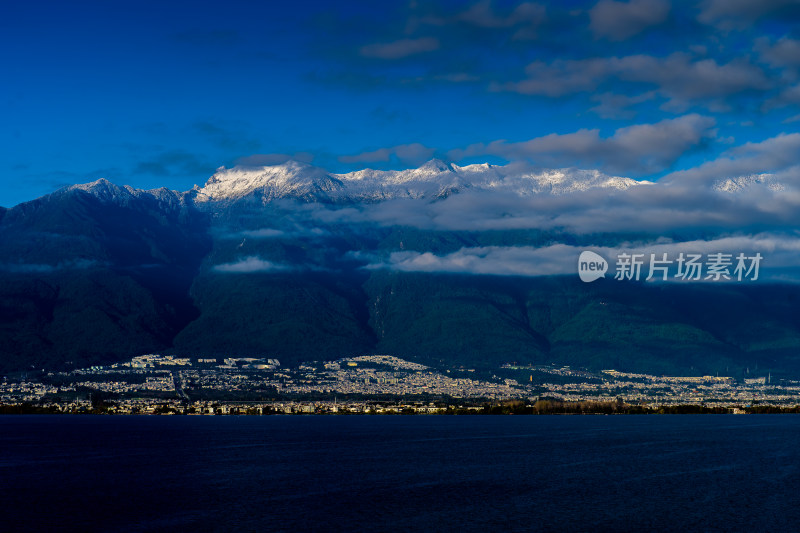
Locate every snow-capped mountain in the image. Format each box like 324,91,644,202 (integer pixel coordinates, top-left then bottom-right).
712,173,785,193
190,159,648,205
335,159,473,200
67,178,187,208
192,161,344,204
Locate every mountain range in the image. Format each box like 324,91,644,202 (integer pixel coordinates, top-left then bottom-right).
1,160,798,377
192,159,644,204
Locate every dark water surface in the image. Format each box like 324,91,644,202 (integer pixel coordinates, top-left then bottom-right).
2,414,800,532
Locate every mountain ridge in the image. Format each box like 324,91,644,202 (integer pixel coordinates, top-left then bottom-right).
1,160,799,376
194,159,649,204
16,160,649,211
12,159,789,212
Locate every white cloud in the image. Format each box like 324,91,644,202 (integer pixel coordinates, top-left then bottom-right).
237,227,328,239
448,114,716,175
589,91,656,119
213,256,290,273
366,235,800,280
373,245,577,276
493,53,770,109
756,36,800,69
235,153,314,167
589,0,670,41
698,0,798,29
456,1,545,28
303,169,800,236
0,259,100,273
664,133,800,185
340,143,436,165
419,1,546,39
360,37,440,59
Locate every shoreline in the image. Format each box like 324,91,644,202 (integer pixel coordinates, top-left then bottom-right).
2,402,797,416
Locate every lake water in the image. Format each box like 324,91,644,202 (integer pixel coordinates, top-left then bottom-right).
2,414,800,532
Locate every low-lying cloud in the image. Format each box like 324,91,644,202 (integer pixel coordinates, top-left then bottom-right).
0,259,100,273
366,234,800,281
664,133,800,185
303,176,800,236
213,256,291,273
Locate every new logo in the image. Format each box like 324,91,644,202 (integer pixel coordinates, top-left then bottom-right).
578,251,608,283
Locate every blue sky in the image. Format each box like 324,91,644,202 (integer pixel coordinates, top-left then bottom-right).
2,0,800,207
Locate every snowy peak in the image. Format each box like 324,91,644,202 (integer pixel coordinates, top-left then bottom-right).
69,178,128,201
63,178,186,209
416,158,455,174
195,161,344,204
507,168,649,195
338,162,644,199
44,160,650,212
712,174,785,193
193,159,648,204
333,159,473,200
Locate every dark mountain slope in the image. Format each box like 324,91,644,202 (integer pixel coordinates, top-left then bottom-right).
0,185,211,371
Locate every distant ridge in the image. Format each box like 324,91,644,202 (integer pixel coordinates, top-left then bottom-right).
190,159,647,205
